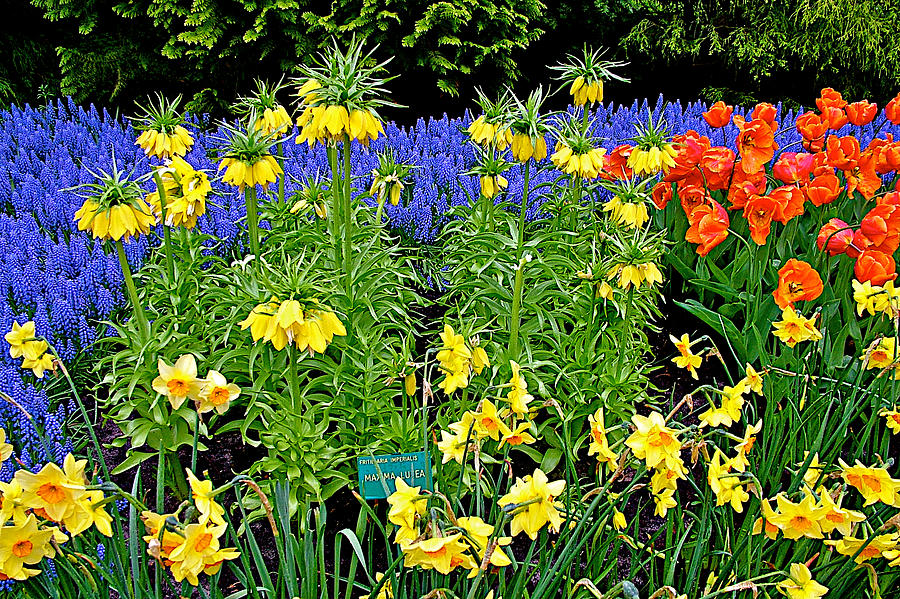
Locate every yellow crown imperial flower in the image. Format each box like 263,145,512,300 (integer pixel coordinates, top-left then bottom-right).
240,299,346,354
627,143,678,176
254,105,292,136
72,163,156,243
480,174,508,199
511,133,548,163
131,93,194,159
570,75,604,106
218,155,282,192
551,142,606,180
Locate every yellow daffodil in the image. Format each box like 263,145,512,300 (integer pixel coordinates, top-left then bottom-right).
0,514,57,580
653,488,677,517
402,533,477,574
0,479,28,525
66,490,114,537
612,508,627,530
699,381,746,428
861,336,899,376
15,454,87,523
587,408,618,470
498,469,566,540
500,422,537,447
625,411,684,472
852,279,883,317
506,360,534,417
152,354,203,410
815,489,865,537
5,321,38,359
742,363,764,395
360,572,394,599
141,510,184,561
651,466,684,495
769,492,826,540
731,420,762,472
839,459,900,507
775,563,828,599
880,406,900,434
706,450,750,513
457,516,512,570
670,333,702,379
195,370,240,415
473,399,505,440
826,533,899,564
437,430,470,465
387,478,426,531
20,346,55,379
167,522,232,586
772,307,822,348
186,470,226,526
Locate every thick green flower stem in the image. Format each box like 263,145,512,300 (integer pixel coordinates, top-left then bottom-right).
152,171,176,283
244,185,260,256
516,162,532,258
509,255,527,359
277,141,285,204
374,196,386,226
342,134,353,297
329,145,342,269
114,239,148,333
288,344,301,413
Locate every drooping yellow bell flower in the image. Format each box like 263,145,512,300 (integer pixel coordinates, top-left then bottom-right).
75,199,156,242
218,155,283,192
136,126,194,159
551,142,606,179
147,157,211,229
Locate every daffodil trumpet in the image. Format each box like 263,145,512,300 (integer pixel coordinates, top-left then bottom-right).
152,170,176,283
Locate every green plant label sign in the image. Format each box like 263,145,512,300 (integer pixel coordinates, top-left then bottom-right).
357,451,433,500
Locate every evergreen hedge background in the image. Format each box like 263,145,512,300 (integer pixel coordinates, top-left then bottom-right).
3,0,899,119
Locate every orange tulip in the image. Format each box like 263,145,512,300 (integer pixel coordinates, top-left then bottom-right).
821,106,848,130
803,173,842,207
796,112,827,152
810,151,834,177
825,135,860,171
703,102,733,128
855,250,897,285
817,218,853,256
885,93,900,125
685,200,729,256
677,184,710,220
770,185,805,224
736,119,777,173
664,131,710,182
773,152,815,185
727,166,767,211
743,194,778,245
602,145,633,180
751,103,778,128
845,151,882,199
846,100,878,126
860,203,900,253
652,181,673,210
816,88,847,111
869,136,900,174
699,146,736,190
772,259,824,310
